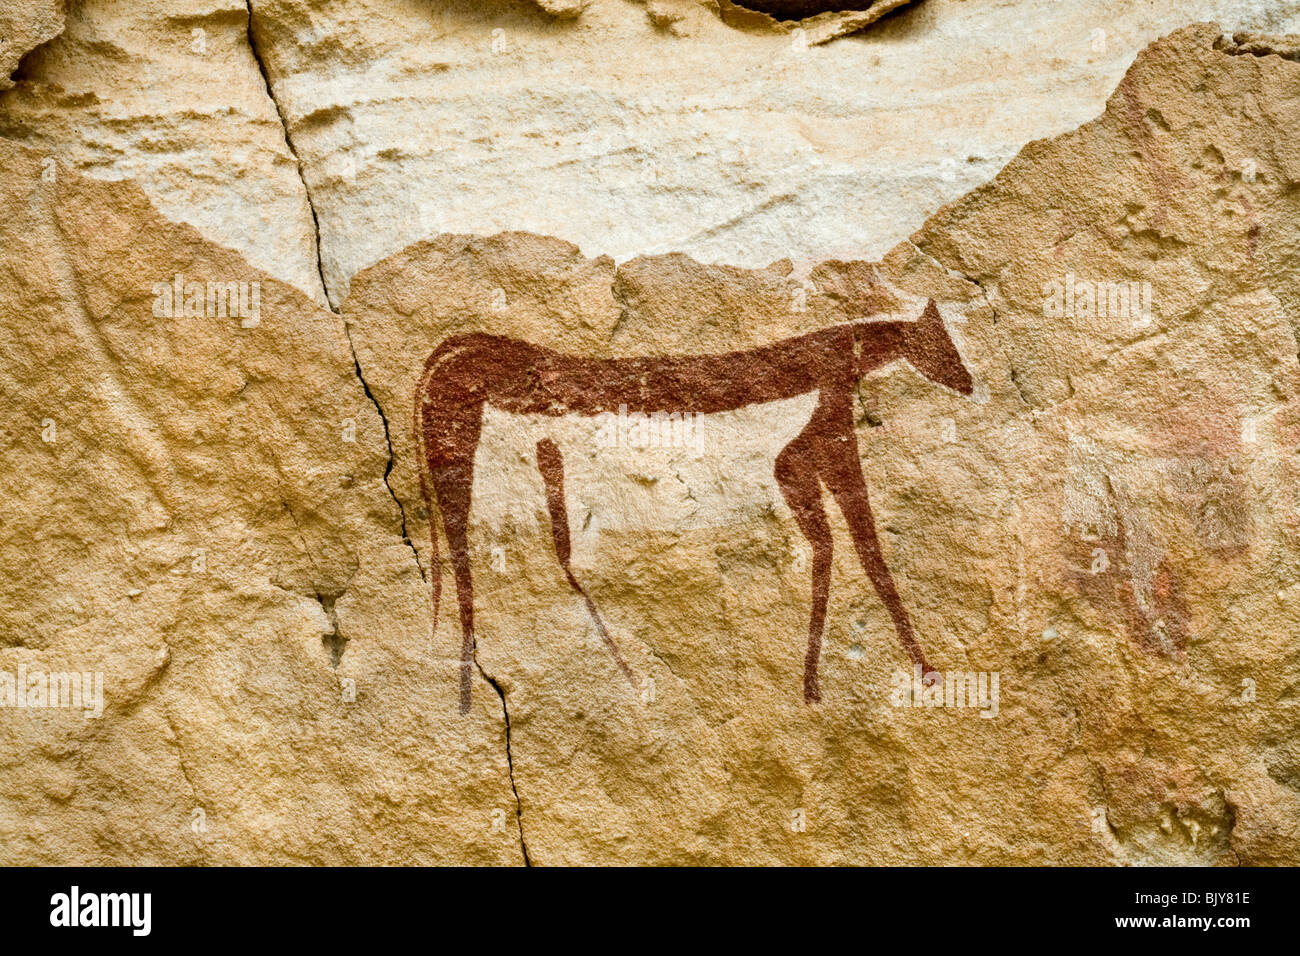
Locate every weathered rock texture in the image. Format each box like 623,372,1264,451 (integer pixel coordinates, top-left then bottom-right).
0,0,64,92
0,141,519,864
0,0,326,303
345,25,1300,864
7,0,1297,309
237,0,1299,306
1,7,1299,865
714,0,920,46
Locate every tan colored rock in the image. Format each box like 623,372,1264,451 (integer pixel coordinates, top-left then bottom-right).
1,14,1298,866
0,139,519,864
344,24,1300,863
0,0,63,91
240,0,1300,309
0,0,326,303
533,0,591,19
910,22,1300,864
716,0,920,46
6,0,1295,309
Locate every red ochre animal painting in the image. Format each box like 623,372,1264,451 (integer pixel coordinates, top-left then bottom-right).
414,299,975,713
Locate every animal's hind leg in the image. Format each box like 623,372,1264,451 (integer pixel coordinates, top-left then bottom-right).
775,434,833,704
819,403,933,675
535,437,636,688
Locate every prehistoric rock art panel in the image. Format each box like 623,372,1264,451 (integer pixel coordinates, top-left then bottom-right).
415,299,974,711
3,15,1300,865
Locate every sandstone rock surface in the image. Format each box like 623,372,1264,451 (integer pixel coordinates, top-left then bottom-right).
233,0,1300,304
0,140,519,864
0,0,326,303
344,26,1300,863
0,6,1298,866
9,0,1295,308
0,0,63,92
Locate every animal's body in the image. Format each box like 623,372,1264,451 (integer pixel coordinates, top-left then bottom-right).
414,299,974,712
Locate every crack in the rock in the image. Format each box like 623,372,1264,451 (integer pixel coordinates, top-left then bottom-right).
1006,363,1031,407
1076,740,1124,860
282,500,354,667
1217,788,1243,866
244,0,333,311
475,661,532,866
245,11,499,840
151,649,211,864
244,1,424,584
732,0,879,20
345,327,427,583
163,704,201,811
906,239,1032,408
315,589,347,668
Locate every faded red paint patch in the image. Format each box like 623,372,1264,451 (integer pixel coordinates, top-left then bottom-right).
1124,558,1191,661
1144,391,1248,460
1063,513,1188,662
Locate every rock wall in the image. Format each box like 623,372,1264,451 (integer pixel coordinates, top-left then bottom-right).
1,1,1298,864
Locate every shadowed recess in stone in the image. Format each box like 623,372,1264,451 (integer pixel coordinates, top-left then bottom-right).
735,0,881,20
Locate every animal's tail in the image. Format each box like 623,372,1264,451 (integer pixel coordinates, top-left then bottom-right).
412,357,446,669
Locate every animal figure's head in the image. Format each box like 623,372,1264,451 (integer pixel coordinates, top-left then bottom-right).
904,299,974,396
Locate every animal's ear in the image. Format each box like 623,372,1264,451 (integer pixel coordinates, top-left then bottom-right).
918,298,942,333
907,298,944,350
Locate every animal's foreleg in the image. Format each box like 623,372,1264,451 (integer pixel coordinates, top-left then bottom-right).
775,439,833,704
821,420,933,675
536,437,637,689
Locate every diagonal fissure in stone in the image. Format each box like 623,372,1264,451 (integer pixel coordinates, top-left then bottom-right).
243,0,423,582
476,661,532,866
243,0,527,864
244,0,333,311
